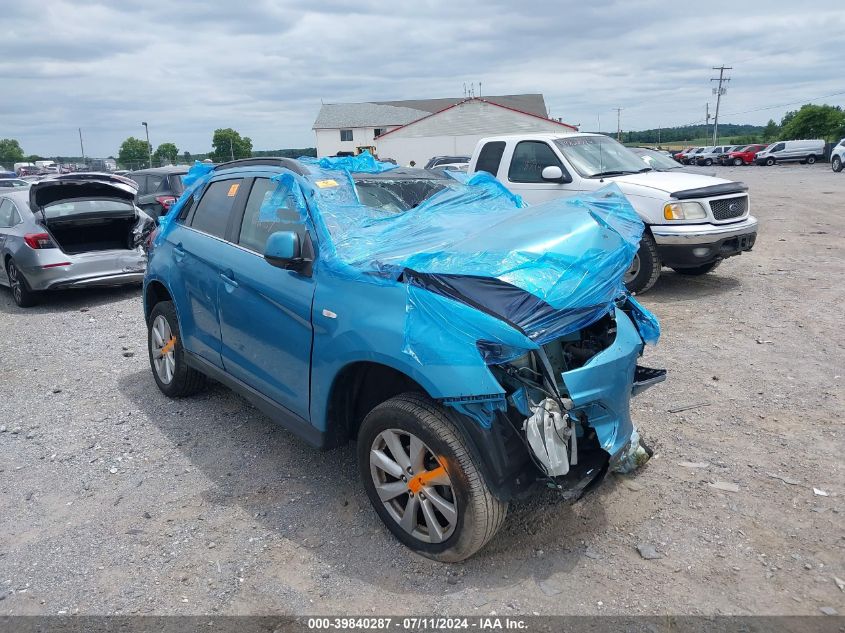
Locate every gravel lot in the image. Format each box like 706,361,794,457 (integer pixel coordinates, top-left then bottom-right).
1,164,843,617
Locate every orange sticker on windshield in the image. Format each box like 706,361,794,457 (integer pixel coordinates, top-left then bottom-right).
227,183,240,197
315,179,338,189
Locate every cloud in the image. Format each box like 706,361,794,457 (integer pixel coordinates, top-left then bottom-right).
1,0,842,157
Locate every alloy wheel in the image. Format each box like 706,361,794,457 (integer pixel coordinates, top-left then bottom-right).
151,314,177,384
8,263,22,305
624,253,641,284
369,429,457,544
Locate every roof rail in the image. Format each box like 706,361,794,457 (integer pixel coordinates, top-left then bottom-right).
213,157,308,175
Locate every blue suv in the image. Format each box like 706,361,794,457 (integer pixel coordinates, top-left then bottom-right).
143,155,664,561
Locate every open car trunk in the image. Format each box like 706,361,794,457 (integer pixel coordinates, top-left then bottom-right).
30,174,149,255
47,211,140,254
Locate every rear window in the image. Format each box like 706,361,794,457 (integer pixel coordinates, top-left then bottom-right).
190,178,244,239
475,142,506,176
43,199,135,220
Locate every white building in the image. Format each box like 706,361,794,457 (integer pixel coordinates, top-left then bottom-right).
312,94,571,161
375,98,577,166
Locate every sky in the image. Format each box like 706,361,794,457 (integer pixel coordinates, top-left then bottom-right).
1,1,844,157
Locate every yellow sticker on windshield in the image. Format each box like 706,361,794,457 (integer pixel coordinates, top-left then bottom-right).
227,183,240,197
315,179,338,189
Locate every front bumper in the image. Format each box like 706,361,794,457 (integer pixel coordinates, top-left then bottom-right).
651,216,757,268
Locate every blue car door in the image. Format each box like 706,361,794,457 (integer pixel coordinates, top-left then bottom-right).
217,175,315,421
166,176,247,366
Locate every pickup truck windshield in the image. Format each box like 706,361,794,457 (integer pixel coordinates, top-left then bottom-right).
553,136,648,178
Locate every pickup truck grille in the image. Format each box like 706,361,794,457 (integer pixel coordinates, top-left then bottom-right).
709,196,748,220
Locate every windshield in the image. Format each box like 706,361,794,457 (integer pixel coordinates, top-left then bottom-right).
353,177,452,213
553,136,649,178
634,149,680,170
43,199,135,220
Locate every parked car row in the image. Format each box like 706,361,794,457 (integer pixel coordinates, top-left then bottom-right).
673,140,828,167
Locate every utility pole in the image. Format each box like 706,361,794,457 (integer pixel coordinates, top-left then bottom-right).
706,102,710,126
614,107,623,141
230,138,234,161
78,128,85,165
141,121,152,168
710,66,731,145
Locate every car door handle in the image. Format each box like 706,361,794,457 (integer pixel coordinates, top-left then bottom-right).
173,243,185,262
220,270,238,288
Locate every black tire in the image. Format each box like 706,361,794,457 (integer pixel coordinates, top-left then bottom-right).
765,157,775,166
357,393,507,562
703,158,713,166
671,260,721,276
147,300,206,397
833,156,843,173
733,158,743,166
806,155,816,165
625,233,661,295
6,259,39,307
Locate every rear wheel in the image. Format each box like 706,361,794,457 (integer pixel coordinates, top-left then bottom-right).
147,300,206,397
703,158,713,166
671,260,720,276
733,158,743,166
806,155,816,165
6,259,39,307
624,233,661,294
833,156,843,172
358,393,507,562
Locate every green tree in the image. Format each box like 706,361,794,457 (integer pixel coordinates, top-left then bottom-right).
118,136,152,168
211,128,252,162
183,150,192,163
0,139,25,166
780,104,845,141
761,119,780,142
153,142,179,165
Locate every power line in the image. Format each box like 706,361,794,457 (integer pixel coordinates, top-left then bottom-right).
720,89,845,117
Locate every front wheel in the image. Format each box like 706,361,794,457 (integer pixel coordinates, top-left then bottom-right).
624,233,661,294
703,158,713,166
733,158,743,166
147,300,206,397
765,157,775,166
833,156,843,172
358,393,507,562
6,259,39,307
671,260,720,276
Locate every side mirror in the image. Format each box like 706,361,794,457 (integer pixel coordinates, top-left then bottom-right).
541,165,571,183
264,230,305,270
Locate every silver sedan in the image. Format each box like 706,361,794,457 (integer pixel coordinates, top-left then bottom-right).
0,173,154,307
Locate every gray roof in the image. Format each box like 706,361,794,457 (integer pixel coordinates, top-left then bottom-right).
313,94,547,129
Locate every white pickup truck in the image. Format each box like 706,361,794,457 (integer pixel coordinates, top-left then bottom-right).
467,133,758,293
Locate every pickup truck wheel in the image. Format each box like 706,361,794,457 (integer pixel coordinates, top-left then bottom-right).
358,393,507,562
147,301,206,397
624,233,660,294
671,260,720,276
732,158,743,166
6,259,39,308
833,156,843,172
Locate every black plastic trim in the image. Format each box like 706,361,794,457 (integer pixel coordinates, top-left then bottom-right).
670,182,748,200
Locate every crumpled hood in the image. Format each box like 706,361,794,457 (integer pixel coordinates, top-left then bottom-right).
605,170,734,197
